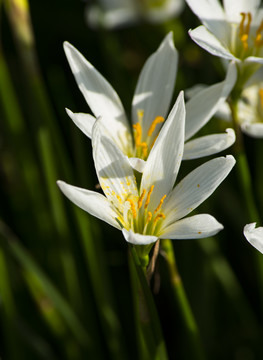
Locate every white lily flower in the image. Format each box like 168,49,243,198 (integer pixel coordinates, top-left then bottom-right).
57,93,236,246
244,223,263,254
186,0,263,64
85,0,184,29
64,33,237,171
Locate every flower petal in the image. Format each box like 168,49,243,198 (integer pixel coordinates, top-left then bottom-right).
132,32,178,138
122,229,158,245
185,62,237,140
63,42,132,152
185,0,226,39
241,122,263,138
127,157,146,173
163,155,236,224
189,26,238,61
66,108,96,139
183,129,235,160
245,56,263,65
92,118,138,204
57,180,121,229
223,0,260,22
160,214,223,239
140,92,185,211
244,223,263,254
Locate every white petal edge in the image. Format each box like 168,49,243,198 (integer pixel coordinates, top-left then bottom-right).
163,155,236,225
183,129,236,160
160,214,223,239
189,26,238,61
132,32,178,138
57,180,121,230
245,56,263,65
244,223,263,254
122,229,158,245
140,91,185,211
223,0,260,22
241,122,263,138
185,61,237,140
63,42,131,152
128,157,146,173
66,108,96,139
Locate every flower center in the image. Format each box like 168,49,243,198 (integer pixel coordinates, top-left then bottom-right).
117,185,166,236
132,110,164,160
238,12,263,54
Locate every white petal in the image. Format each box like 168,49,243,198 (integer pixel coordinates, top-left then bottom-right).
241,122,263,138
183,129,236,160
145,0,184,23
185,62,237,140
244,223,263,254
132,32,178,138
189,26,238,61
122,229,158,245
245,56,263,65
223,0,260,22
66,108,96,139
57,180,120,229
185,0,226,39
63,42,132,152
160,214,223,239
127,157,146,173
140,92,185,211
163,155,236,224
92,119,138,204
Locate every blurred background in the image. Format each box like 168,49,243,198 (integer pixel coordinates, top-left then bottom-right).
0,0,263,359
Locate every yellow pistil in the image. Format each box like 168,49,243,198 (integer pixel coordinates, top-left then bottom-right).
147,116,165,137
239,12,252,51
153,212,165,225
255,20,263,47
138,189,146,209
146,211,152,224
259,88,263,108
154,195,167,214
144,185,154,209
127,199,137,219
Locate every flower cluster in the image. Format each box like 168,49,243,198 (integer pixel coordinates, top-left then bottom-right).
58,33,237,250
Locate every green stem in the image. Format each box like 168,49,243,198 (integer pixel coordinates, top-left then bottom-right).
130,245,168,360
161,239,205,360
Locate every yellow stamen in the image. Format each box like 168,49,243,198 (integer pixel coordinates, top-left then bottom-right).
144,185,154,209
138,189,146,209
147,116,165,137
153,212,165,225
154,195,167,214
255,20,263,47
127,199,137,219
133,123,142,146
140,142,148,158
146,211,152,224
239,12,252,51
259,88,263,108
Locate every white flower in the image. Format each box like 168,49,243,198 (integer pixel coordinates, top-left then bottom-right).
57,93,236,246
64,33,236,172
186,0,263,64
85,0,184,29
244,223,263,254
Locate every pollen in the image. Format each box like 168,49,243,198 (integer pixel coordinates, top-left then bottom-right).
145,185,155,209
153,212,165,225
138,189,146,209
259,88,263,108
147,116,165,137
133,123,142,146
154,195,167,214
127,199,137,219
255,20,263,47
146,211,152,224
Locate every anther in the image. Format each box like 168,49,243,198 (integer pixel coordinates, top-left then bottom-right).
146,211,152,224
154,195,167,214
138,190,146,209
153,213,165,225
259,89,263,108
144,185,154,209
239,12,252,51
127,199,137,219
148,116,165,137
255,20,263,47
133,123,142,146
